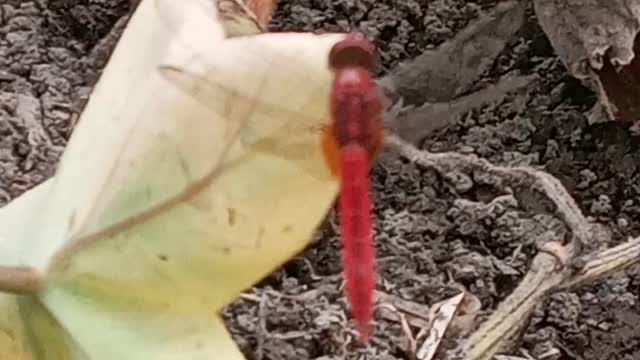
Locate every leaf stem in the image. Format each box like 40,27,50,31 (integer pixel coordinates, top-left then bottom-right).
0,266,43,294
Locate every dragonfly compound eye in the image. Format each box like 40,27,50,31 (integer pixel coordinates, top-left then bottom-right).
329,32,376,71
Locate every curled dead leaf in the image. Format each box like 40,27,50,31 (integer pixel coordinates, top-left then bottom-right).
533,0,640,125
218,0,272,34
416,292,465,360
247,0,277,28
593,36,640,124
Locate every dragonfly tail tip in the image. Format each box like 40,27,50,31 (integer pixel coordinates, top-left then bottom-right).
355,320,371,345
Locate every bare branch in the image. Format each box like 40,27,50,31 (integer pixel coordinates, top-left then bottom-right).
383,135,640,360
0,266,43,294
384,135,589,259
559,236,640,291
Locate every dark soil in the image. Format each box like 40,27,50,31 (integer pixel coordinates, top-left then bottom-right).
1,0,639,359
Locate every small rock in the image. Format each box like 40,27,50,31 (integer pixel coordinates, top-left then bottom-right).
590,194,612,215
617,217,629,228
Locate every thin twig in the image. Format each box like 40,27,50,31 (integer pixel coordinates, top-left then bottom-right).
383,135,640,360
558,236,640,291
0,266,43,294
256,292,267,360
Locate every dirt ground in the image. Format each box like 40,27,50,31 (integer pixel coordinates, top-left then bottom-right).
1,0,639,359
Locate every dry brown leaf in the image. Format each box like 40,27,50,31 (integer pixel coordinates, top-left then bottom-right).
217,0,269,34
247,0,278,28
593,37,640,124
533,0,640,125
416,292,465,360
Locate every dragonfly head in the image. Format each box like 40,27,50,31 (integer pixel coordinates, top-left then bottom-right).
328,32,376,72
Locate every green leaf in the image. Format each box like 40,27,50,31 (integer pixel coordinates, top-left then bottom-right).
0,0,346,358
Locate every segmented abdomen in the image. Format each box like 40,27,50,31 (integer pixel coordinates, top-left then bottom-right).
338,144,375,342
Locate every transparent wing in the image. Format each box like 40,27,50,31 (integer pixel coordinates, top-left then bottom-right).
53,0,344,255
153,0,342,154
157,63,328,177
24,1,343,357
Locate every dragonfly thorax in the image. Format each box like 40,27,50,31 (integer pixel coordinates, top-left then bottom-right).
330,67,380,150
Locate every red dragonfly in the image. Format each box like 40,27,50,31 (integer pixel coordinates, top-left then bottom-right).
320,34,383,342
154,1,382,342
